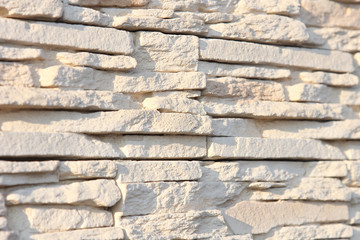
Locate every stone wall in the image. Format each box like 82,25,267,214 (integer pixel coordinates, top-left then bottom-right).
0,0,360,239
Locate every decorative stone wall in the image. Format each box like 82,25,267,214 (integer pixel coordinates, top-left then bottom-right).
0,0,360,239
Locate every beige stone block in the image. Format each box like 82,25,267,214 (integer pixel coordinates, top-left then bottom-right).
115,181,246,216
299,71,359,87
211,118,261,137
198,61,291,80
29,227,125,240
143,97,207,115
6,179,121,207
61,4,112,26
207,14,308,44
0,0,63,19
68,0,150,7
101,8,174,19
113,16,207,34
224,201,348,234
0,172,59,187
0,45,43,61
207,137,345,160
204,77,286,101
0,62,35,87
201,97,347,120
344,161,360,187
0,86,140,110
59,160,117,180
200,38,354,73
7,205,113,233
257,224,353,240
116,161,202,182
56,52,137,71
136,31,198,72
201,161,303,182
115,210,228,239
300,0,360,29
0,110,212,135
0,161,59,174
304,161,348,178
235,0,300,16
0,132,206,159
0,18,133,54
248,178,351,201
336,141,360,160
261,119,360,140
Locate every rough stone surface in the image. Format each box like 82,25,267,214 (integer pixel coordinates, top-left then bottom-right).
261,119,360,140
136,31,199,72
287,83,329,102
248,178,351,201
206,14,308,44
201,97,347,120
201,161,304,182
115,181,246,216
198,61,291,80
0,193,6,216
0,0,63,19
350,204,360,224
0,216,7,229
68,0,150,7
304,161,348,178
336,141,360,160
0,86,140,110
7,205,113,234
308,27,360,52
211,118,261,137
56,52,137,71
0,132,206,159
207,137,345,160
143,96,207,115
299,71,359,87
116,161,202,182
0,161,59,174
0,231,17,240
0,18,133,54
344,161,360,187
6,179,121,207
200,38,354,73
0,110,212,135
39,65,206,92
59,160,117,180
29,227,125,240
256,224,353,240
300,0,360,29
115,210,228,240
235,0,300,16
113,16,207,34
0,172,59,187
0,45,43,61
0,62,35,87
224,201,348,234
204,77,286,101
61,4,112,26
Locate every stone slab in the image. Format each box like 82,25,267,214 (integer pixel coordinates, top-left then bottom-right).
0,132,207,159
0,160,59,174
59,160,117,180
116,161,202,182
201,97,347,120
0,172,59,187
207,137,345,160
299,71,359,87
0,110,212,135
6,179,121,207
0,45,43,61
0,62,35,87
200,38,354,73
0,86,140,110
224,201,348,234
0,18,133,54
211,118,261,137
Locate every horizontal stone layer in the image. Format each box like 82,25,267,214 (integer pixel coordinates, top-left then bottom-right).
0,18,133,54
0,132,206,159
0,62,35,87
207,137,345,160
115,210,228,240
299,71,359,87
115,181,246,216
201,97,347,120
116,161,202,182
0,86,140,110
0,160,59,174
59,160,117,180
200,38,354,73
0,110,212,135
68,0,150,7
198,61,291,79
0,172,59,187
6,179,121,207
0,45,43,61
225,201,348,234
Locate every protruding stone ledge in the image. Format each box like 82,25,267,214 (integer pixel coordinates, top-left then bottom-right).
199,38,354,73
207,137,346,160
